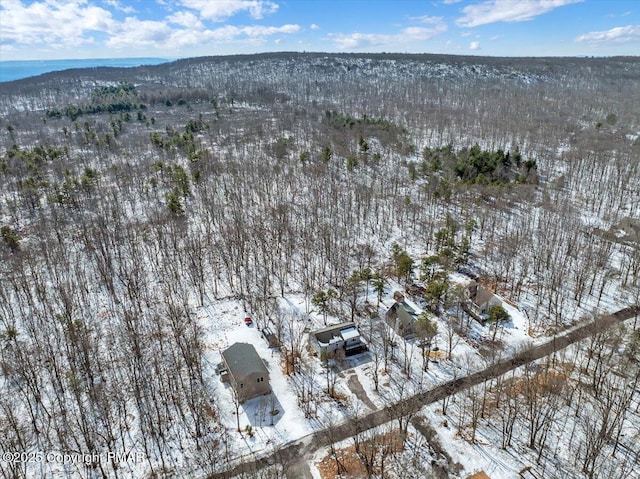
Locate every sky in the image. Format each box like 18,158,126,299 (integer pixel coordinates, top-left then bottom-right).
0,0,639,61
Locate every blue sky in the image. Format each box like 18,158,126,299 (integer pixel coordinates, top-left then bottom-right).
1,0,639,60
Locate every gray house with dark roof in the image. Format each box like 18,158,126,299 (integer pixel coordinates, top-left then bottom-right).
385,293,418,338
309,321,366,358
221,343,270,402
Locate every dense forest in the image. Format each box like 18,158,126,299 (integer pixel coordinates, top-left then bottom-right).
0,53,639,479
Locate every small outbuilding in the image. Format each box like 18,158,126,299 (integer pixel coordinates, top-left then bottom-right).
221,343,270,403
260,326,281,348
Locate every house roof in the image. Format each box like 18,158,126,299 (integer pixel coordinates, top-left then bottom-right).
466,472,491,479
400,302,416,315
341,327,360,340
387,302,417,322
474,286,496,306
311,321,358,345
222,343,269,380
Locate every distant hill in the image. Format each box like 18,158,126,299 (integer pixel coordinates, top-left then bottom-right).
2,52,638,123
0,57,171,83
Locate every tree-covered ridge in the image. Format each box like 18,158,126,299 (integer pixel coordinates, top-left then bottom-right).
1,143,68,176
45,102,146,121
324,109,407,138
324,109,403,132
45,82,145,121
419,143,537,185
0,142,101,210
90,81,137,101
321,109,410,155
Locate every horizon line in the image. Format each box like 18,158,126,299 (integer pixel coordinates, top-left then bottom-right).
2,51,640,63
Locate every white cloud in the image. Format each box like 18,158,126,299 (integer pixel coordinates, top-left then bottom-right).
443,0,462,4
0,0,298,55
403,25,447,39
310,23,320,30
105,20,300,50
470,41,480,50
457,0,583,28
106,18,173,47
0,0,114,46
576,25,640,43
410,15,445,25
224,24,300,37
103,0,135,14
168,11,204,29
329,33,389,50
179,0,278,22
610,10,634,18
330,19,447,50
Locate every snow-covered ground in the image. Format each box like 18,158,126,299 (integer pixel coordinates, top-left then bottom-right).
199,298,313,460
188,268,549,477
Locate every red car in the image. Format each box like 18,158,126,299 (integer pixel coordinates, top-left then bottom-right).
244,317,253,326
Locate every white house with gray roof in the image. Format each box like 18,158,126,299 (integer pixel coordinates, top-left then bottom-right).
221,343,270,402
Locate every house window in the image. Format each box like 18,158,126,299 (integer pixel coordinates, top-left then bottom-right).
240,383,243,388
257,377,264,383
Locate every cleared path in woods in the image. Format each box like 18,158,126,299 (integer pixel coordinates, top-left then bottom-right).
209,305,640,479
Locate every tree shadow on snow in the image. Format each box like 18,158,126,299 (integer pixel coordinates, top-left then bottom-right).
240,392,284,428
